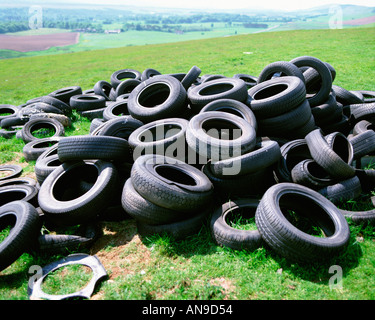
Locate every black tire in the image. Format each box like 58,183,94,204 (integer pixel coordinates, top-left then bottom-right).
310,92,338,121
128,118,189,161
37,224,98,254
131,154,214,212
0,116,27,129
248,76,306,118
291,159,336,190
233,74,258,88
57,135,130,162
318,176,362,204
102,100,130,121
136,207,210,240
127,75,188,123
303,62,336,94
34,154,63,185
0,185,39,207
199,98,258,131
352,120,375,136
21,117,65,143
290,56,332,107
210,199,263,251
273,139,312,183
257,61,305,84
188,78,248,112
349,129,375,160
0,105,20,123
115,79,141,98
257,99,312,136
94,80,113,101
202,163,275,198
69,94,106,111
22,136,62,162
186,111,257,161
0,177,39,189
141,68,162,81
348,102,375,124
49,86,82,104
255,183,351,263
121,178,184,225
358,90,375,103
0,164,23,181
110,69,141,89
0,201,41,271
209,138,281,177
96,116,144,141
40,96,72,116
181,66,202,90
332,85,364,105
305,129,355,179
38,160,118,226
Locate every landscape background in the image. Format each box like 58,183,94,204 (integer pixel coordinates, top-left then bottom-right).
1,1,374,59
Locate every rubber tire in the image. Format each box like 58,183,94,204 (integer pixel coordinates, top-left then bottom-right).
38,160,118,226
210,199,263,251
121,178,185,225
257,61,305,84
136,207,210,240
96,116,144,141
21,117,65,143
131,154,214,212
0,164,23,181
318,176,362,204
349,129,375,160
199,98,258,131
0,201,41,271
127,75,188,123
181,66,202,90
332,85,364,105
209,138,281,177
49,86,82,104
291,159,336,190
186,111,257,161
255,183,350,263
110,69,141,89
128,118,189,161
0,184,39,207
115,79,141,98
34,154,63,185
188,78,248,113
305,129,355,180
57,135,130,162
94,80,113,101
248,76,306,119
290,56,332,107
40,96,72,116
22,136,62,162
69,94,106,111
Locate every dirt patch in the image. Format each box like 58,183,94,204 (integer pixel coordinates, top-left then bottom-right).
209,277,237,299
90,220,152,280
343,15,375,26
0,32,80,52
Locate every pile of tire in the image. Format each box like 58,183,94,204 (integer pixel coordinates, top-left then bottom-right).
1,56,375,271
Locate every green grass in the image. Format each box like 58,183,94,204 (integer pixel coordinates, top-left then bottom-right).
0,27,375,300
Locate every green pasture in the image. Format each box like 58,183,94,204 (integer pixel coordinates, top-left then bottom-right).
0,27,375,300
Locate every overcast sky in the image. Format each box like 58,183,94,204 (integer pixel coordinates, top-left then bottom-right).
51,0,375,11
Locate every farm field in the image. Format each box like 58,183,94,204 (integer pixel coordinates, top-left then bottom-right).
0,27,375,302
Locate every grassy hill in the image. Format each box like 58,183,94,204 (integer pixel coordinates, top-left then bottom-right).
0,27,375,300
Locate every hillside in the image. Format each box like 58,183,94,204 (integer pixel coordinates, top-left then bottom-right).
0,27,375,300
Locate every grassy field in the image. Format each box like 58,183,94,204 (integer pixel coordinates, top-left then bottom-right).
0,27,375,301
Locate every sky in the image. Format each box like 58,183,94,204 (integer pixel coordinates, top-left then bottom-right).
43,0,375,11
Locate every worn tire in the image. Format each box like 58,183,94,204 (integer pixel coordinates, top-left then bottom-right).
131,154,213,212
210,199,263,251
255,183,350,263
0,201,41,271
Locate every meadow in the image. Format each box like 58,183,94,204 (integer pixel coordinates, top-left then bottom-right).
0,27,375,301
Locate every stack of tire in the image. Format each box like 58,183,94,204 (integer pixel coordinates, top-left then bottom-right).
0,87,83,144
121,154,214,240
